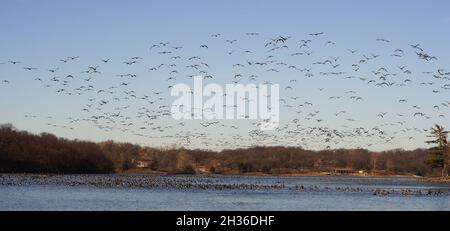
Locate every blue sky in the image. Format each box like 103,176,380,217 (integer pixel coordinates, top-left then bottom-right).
1,0,450,150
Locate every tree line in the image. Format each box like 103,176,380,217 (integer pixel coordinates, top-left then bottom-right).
0,124,114,173
0,123,448,176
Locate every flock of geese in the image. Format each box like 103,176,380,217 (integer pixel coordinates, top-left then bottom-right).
0,174,447,197
0,32,449,150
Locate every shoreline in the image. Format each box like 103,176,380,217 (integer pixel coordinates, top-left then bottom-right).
122,169,423,178
1,173,448,198
3,170,448,182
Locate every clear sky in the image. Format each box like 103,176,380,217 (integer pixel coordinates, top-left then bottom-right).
1,0,449,151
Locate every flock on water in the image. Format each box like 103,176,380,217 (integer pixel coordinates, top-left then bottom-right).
0,174,447,197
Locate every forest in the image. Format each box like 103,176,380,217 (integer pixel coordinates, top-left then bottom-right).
0,124,446,176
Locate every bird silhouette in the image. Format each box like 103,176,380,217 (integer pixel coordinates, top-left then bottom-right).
1,30,447,151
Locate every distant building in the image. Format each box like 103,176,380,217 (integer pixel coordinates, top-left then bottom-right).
333,168,356,174
195,166,208,173
136,161,148,168
333,168,367,175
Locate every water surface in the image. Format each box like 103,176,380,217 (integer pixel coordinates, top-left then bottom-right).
0,174,448,210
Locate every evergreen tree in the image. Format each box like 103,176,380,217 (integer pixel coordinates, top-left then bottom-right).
426,125,449,177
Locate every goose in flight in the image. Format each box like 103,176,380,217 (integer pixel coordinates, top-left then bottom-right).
414,112,425,117
325,41,336,46
309,32,324,36
124,60,138,65
377,112,387,118
410,44,423,51
48,68,59,73
149,44,160,50
275,36,291,43
376,38,390,43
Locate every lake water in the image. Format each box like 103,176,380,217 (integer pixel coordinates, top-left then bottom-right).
0,174,449,210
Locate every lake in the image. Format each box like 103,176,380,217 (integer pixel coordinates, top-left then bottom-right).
0,174,449,210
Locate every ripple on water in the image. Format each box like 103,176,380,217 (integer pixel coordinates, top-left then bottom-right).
0,174,449,210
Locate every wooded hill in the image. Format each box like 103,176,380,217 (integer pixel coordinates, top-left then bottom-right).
0,124,445,176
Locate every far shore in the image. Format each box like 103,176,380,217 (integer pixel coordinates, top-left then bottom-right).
122,168,416,177
2,170,449,183
120,169,450,182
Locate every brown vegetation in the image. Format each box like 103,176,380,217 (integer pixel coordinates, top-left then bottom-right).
0,124,114,173
0,124,447,176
